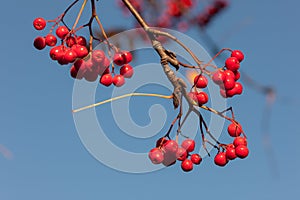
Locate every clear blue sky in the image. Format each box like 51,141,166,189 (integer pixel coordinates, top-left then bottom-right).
1,0,299,199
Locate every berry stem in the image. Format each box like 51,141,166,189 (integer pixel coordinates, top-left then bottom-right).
72,93,173,113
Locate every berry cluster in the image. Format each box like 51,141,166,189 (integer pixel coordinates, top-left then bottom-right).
33,17,134,87
187,74,209,106
212,50,244,98
214,136,249,167
197,0,228,27
148,138,202,172
70,49,134,87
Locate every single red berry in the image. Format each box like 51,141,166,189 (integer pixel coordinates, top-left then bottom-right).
181,159,193,172
33,17,46,30
234,71,241,81
163,140,178,154
191,154,202,165
231,50,244,62
223,77,236,90
148,148,164,164
102,57,111,68
113,53,125,66
74,59,85,71
72,44,88,59
122,51,133,64
92,50,105,64
233,137,247,147
196,91,209,105
206,5,218,16
76,36,87,46
227,122,242,137
214,152,228,167
56,26,69,39
33,36,46,50
120,64,134,78
194,74,208,88
49,45,65,61
156,137,168,148
162,151,177,167
176,147,188,161
225,147,237,160
112,74,125,87
100,73,113,87
70,66,83,80
84,69,98,82
224,70,235,79
66,36,77,47
235,145,249,159
212,70,225,85
234,82,243,95
63,49,77,63
215,0,228,9
181,139,195,152
188,92,198,103
45,34,57,46
225,57,240,71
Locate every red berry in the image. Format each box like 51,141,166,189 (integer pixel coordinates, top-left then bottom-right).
163,140,178,154
66,36,76,47
214,152,228,167
233,137,247,147
100,73,113,87
194,74,208,88
224,70,235,79
84,70,98,82
113,53,125,66
176,147,188,161
162,151,177,167
231,50,244,62
63,49,77,63
212,70,225,85
70,66,83,80
49,45,65,61
225,147,237,160
191,154,202,165
74,59,85,71
122,51,132,64
112,75,125,87
225,57,240,71
33,36,46,50
72,45,88,58
196,91,209,105
76,36,87,46
156,137,168,148
33,17,46,30
234,71,241,81
102,57,111,68
181,159,193,172
234,82,243,95
148,148,164,164
235,145,249,159
188,92,198,103
227,122,242,137
56,26,69,39
223,77,235,90
92,50,105,64
120,64,134,78
45,34,57,46
181,139,195,152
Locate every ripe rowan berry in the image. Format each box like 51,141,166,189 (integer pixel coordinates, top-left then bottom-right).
194,74,208,88
227,122,242,137
120,64,134,78
231,50,244,62
181,159,193,172
148,148,164,164
33,36,46,50
214,152,228,167
181,139,195,152
191,154,202,165
225,57,240,71
235,145,249,159
33,17,46,30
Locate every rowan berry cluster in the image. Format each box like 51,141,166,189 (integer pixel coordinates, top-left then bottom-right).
148,138,202,172
212,50,244,98
33,17,134,87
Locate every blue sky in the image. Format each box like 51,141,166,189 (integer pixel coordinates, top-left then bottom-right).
0,0,300,199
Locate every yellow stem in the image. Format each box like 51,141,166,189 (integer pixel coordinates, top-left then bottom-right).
71,0,88,31
72,93,173,113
